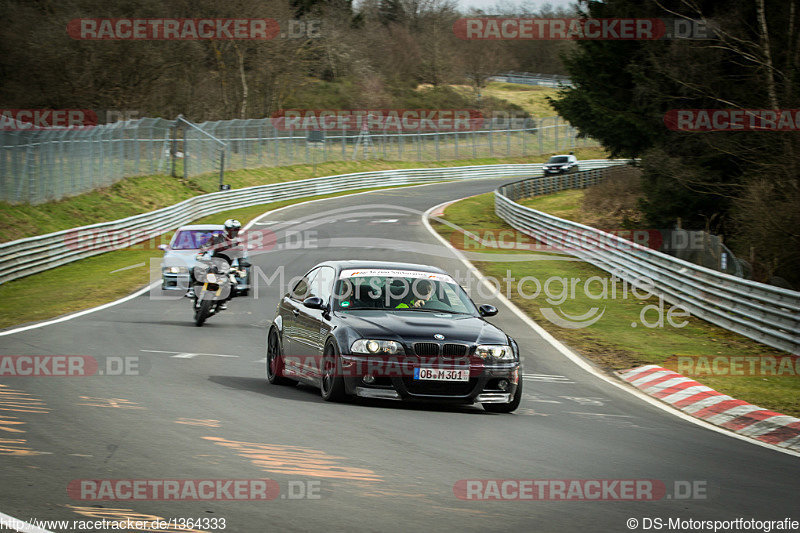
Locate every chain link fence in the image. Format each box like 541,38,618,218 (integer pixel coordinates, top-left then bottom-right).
1,118,173,204
1,115,597,204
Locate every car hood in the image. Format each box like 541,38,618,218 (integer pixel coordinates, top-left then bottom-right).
161,250,200,268
336,310,508,345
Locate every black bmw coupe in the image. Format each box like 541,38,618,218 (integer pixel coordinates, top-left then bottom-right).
266,260,522,412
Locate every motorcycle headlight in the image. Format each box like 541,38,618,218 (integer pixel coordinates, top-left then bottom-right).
351,339,404,355
205,273,218,283
475,344,514,361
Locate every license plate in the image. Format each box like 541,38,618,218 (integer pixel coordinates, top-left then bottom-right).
414,367,469,381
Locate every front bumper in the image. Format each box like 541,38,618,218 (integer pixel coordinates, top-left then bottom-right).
543,167,568,175
162,273,191,290
162,273,249,292
340,354,520,404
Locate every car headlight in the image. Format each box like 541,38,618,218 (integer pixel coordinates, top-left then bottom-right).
164,266,188,274
351,339,404,355
475,344,514,361
205,273,218,283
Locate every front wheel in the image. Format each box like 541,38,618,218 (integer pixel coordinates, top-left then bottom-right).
320,342,347,402
483,378,522,413
267,329,295,386
194,298,213,327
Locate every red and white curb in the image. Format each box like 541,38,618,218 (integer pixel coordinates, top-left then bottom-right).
617,365,800,452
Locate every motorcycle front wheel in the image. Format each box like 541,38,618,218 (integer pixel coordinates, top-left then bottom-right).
194,298,214,326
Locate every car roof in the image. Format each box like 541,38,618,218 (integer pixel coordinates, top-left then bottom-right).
174,224,225,231
313,260,448,275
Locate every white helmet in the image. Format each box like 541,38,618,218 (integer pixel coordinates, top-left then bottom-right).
223,219,241,238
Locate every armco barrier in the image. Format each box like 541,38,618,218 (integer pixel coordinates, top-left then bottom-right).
494,177,800,354
0,160,624,285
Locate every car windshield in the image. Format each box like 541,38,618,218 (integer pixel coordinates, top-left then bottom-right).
548,156,569,164
333,269,478,315
170,229,224,250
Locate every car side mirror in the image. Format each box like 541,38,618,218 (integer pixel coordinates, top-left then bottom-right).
158,244,168,251
303,296,326,310
478,304,498,317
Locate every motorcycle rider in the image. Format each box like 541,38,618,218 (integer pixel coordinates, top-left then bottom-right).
202,218,243,260
186,219,248,309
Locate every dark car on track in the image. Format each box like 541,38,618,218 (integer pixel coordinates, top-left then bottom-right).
266,260,522,412
542,154,579,175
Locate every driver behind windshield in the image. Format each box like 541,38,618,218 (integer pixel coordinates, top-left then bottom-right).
395,279,435,309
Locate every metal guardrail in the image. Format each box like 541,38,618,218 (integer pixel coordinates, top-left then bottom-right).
0,160,619,286
494,173,800,354
489,72,574,87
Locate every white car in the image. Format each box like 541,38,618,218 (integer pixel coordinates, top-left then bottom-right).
542,154,579,175
159,224,250,294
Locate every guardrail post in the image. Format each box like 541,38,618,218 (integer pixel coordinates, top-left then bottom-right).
488,119,494,156
554,118,559,152
218,150,226,190
171,118,178,178
182,124,188,180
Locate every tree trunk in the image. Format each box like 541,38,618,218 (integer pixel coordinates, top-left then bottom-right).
235,43,249,120
756,0,779,109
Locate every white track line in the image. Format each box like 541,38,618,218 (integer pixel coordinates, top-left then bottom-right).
421,199,800,458
0,281,160,337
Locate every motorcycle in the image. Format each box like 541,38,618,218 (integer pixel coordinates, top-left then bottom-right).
190,256,249,326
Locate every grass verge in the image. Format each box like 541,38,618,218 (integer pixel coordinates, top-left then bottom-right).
432,192,799,417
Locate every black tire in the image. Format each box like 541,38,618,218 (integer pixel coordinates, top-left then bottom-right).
320,342,347,402
483,378,522,413
194,298,213,327
266,329,295,385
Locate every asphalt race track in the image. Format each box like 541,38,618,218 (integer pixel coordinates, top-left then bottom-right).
1,178,797,533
